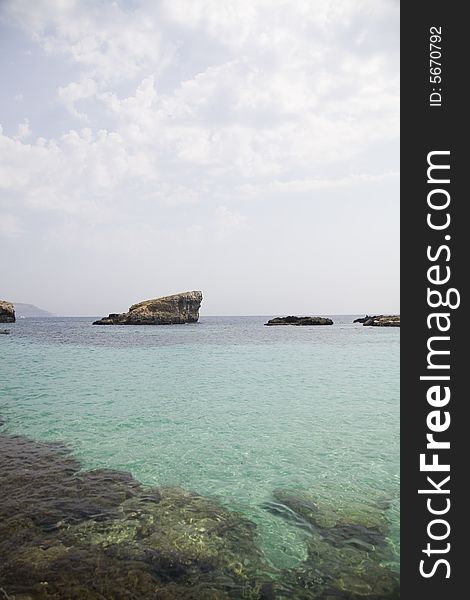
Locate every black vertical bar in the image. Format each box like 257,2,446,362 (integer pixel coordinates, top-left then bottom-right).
401,2,465,597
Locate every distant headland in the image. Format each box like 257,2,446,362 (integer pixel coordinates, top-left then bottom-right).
0,301,56,320
93,291,203,325
13,303,55,318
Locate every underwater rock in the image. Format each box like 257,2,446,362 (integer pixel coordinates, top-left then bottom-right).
263,489,399,599
277,538,400,599
0,300,15,323
265,316,333,326
64,485,265,582
0,434,400,599
93,291,203,325
0,433,271,599
268,489,390,537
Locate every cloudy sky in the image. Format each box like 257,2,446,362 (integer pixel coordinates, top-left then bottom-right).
0,0,399,316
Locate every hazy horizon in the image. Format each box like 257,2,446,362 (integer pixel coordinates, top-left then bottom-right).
1,0,399,317
9,299,399,319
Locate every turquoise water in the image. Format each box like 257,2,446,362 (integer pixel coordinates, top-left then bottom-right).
0,316,399,573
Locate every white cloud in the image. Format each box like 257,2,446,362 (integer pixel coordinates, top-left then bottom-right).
15,119,32,140
2,0,173,83
58,78,98,120
255,171,400,194
145,183,201,207
1,0,399,196
0,0,399,313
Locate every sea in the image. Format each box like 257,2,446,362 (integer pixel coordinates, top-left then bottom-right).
0,315,400,597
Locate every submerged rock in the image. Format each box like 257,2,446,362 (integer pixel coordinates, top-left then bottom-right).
0,329,11,335
0,300,15,323
265,316,333,326
278,538,400,600
93,291,203,325
263,489,399,599
266,489,390,541
0,432,399,598
0,432,270,599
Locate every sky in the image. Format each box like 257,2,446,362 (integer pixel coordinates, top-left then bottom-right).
0,0,399,317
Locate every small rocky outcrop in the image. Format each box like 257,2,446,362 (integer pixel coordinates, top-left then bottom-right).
0,300,15,323
265,316,333,326
353,315,373,324
355,315,400,327
93,291,203,325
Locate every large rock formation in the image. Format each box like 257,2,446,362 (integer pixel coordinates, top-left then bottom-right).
265,316,333,326
355,315,400,327
93,291,203,325
0,300,15,323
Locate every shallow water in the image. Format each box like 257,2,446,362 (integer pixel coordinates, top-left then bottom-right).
0,316,399,597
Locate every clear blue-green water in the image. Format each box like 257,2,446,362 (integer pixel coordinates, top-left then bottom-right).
0,316,399,578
